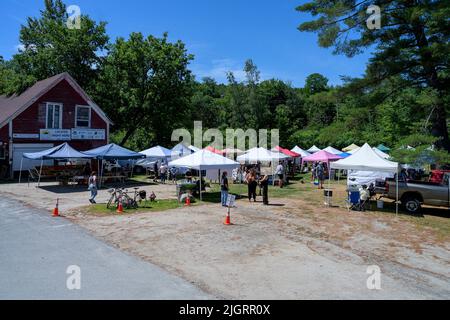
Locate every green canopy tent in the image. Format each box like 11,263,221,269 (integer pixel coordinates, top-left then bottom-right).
376,144,391,153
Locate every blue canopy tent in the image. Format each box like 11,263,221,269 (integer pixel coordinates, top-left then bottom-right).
19,143,92,186
83,143,145,187
339,152,351,158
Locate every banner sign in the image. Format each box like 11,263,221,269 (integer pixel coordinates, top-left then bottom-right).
13,133,40,139
226,194,236,208
71,128,105,140
40,129,71,141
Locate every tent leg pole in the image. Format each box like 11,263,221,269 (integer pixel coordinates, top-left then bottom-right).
38,160,43,188
18,158,23,184
199,170,202,201
97,160,100,189
396,172,399,215
100,160,104,189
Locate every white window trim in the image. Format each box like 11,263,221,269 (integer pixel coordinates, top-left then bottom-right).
45,102,63,129
75,105,91,128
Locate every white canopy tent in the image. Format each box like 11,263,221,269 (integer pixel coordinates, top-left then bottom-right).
168,149,239,200
323,146,343,155
331,143,400,213
140,146,172,159
307,145,321,153
349,146,391,159
188,145,201,152
237,147,289,163
171,143,193,159
237,147,289,186
291,146,311,157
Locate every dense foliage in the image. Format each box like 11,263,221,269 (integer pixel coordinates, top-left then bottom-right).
0,0,448,164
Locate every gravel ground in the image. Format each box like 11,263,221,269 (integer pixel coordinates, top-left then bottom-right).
2,181,449,299
67,198,450,300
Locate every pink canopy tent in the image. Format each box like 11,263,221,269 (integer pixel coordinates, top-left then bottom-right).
274,146,300,158
205,146,224,155
302,150,343,164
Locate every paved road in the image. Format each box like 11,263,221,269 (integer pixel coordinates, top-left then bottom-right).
0,198,210,299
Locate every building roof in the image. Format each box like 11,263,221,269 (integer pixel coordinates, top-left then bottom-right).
0,72,112,128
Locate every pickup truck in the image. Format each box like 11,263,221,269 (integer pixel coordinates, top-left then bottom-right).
384,172,450,214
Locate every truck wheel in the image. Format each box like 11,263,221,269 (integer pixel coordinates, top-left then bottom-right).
403,196,421,214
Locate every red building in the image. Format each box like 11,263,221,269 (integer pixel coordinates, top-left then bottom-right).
0,72,113,178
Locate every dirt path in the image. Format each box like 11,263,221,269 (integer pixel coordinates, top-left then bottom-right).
66,198,450,300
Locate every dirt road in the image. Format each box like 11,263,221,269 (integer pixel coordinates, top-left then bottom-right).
67,198,450,300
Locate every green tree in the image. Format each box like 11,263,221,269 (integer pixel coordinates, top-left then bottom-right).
11,0,108,91
297,0,450,151
304,73,328,95
94,32,194,147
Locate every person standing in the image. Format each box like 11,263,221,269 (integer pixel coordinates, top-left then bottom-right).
259,174,269,205
159,164,167,184
88,171,98,204
315,161,325,189
311,162,317,182
245,169,257,202
221,171,229,206
275,162,284,188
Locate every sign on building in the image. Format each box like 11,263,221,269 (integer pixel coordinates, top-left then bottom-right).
13,133,40,139
40,129,71,141
71,129,105,140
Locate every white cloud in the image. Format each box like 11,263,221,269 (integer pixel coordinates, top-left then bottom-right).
191,58,247,83
14,44,25,52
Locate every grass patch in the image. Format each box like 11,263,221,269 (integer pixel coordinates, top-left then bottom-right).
87,199,182,216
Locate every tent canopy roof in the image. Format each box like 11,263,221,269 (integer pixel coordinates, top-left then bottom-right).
188,145,201,152
171,143,192,156
349,146,390,159
331,143,399,173
273,146,300,157
339,152,351,158
205,146,224,155
323,146,343,155
291,146,311,157
377,144,391,152
342,143,360,152
237,147,289,163
222,148,244,155
84,143,145,160
307,145,321,153
302,150,343,163
140,146,172,158
23,143,92,160
168,149,239,170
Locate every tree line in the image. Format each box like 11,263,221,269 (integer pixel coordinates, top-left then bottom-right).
0,0,448,165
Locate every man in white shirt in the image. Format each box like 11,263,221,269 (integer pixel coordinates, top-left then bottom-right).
275,162,284,188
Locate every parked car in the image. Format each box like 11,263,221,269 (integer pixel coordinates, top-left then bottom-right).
383,173,450,214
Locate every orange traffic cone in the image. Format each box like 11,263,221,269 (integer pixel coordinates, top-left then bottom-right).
185,196,191,206
52,199,59,217
224,212,232,225
117,201,124,214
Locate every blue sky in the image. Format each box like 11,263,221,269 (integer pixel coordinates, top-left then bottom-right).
1,0,372,87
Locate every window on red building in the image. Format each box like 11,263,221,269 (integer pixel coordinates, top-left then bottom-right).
76,106,91,128
46,103,63,129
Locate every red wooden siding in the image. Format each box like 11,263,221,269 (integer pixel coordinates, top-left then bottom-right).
11,79,108,150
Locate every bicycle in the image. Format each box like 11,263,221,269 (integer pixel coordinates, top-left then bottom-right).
107,187,124,209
